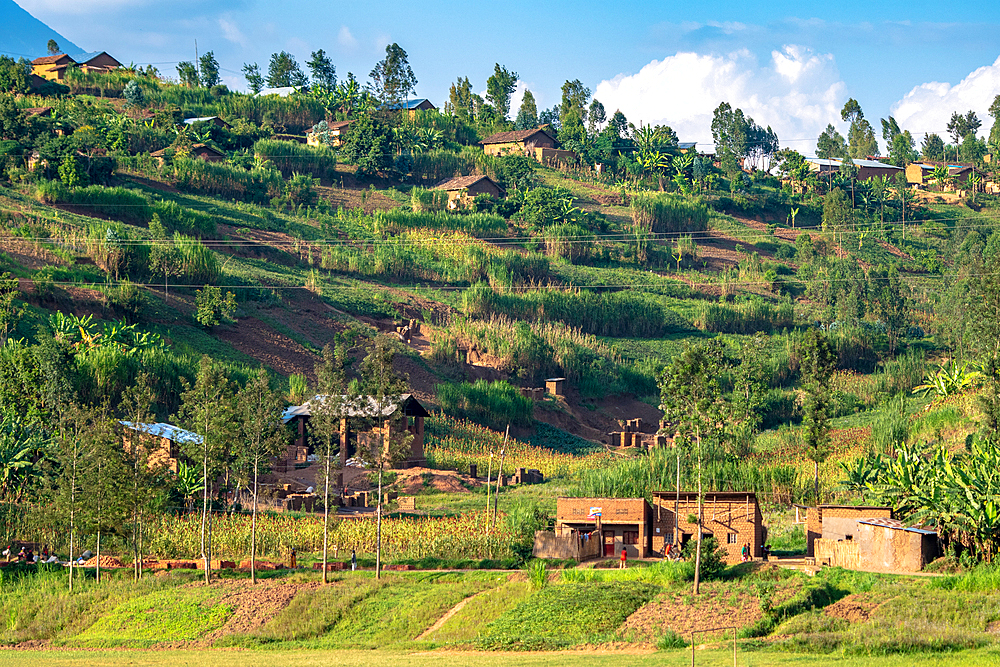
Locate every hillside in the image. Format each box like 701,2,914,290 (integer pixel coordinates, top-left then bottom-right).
0,0,81,58
2,64,1000,665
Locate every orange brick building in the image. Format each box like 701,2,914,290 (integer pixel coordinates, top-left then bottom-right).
806,504,893,557
651,491,764,564
555,497,652,558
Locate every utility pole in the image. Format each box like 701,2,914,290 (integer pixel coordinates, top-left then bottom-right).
195,40,199,80
492,426,509,529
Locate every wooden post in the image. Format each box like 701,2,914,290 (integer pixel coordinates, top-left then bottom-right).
492,426,509,530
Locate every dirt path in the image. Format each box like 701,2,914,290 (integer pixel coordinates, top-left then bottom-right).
415,590,487,640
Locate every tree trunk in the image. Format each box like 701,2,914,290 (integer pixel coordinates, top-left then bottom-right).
251,460,258,585
322,446,331,585
814,459,820,505
96,529,101,584
201,451,210,585
376,467,383,580
693,426,703,596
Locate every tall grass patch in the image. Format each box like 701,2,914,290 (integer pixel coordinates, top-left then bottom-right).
436,379,533,430
375,209,507,237
694,298,795,334
253,139,337,179
462,283,692,339
631,193,710,233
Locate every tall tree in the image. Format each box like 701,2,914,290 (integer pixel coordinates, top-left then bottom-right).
486,64,518,122
447,76,474,121
119,373,159,581
559,79,590,142
967,251,1000,441
369,43,417,106
816,124,847,159
198,51,220,88
51,404,94,592
587,99,606,135
921,133,945,161
175,356,234,585
868,265,910,355
538,105,561,129
947,110,981,145
242,63,264,94
310,342,351,584
81,408,123,584
356,337,410,579
989,95,1000,155
236,367,286,585
799,328,836,503
267,51,308,88
0,273,21,344
176,61,199,88
307,49,337,90
514,90,538,130
841,99,878,159
658,340,728,595
46,39,60,56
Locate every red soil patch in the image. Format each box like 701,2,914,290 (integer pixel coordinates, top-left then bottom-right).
395,467,480,494
80,555,125,568
824,592,890,624
217,316,318,379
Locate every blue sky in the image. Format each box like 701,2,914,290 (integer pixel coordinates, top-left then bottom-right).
13,0,1000,152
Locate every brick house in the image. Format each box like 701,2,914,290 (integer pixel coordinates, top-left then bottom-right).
150,143,225,165
119,421,201,473
651,491,764,564
432,175,505,209
281,394,429,473
813,517,937,572
71,51,122,74
31,54,75,82
480,126,558,158
806,504,893,557
554,497,652,558
807,157,903,182
307,120,353,148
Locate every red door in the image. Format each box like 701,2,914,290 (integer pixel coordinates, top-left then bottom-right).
603,531,615,557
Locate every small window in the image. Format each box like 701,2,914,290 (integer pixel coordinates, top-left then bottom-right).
623,531,639,545
845,534,853,541
727,533,738,544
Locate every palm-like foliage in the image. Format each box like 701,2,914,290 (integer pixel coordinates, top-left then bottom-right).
912,360,983,398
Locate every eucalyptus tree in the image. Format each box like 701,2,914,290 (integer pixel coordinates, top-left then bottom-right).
658,339,728,594
175,355,235,585
357,337,410,579
236,367,286,584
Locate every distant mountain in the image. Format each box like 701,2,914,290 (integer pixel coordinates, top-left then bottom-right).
0,0,81,61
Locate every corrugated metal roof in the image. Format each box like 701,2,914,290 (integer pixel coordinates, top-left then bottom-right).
857,517,936,535
183,116,222,124
281,394,428,423
255,86,298,97
120,421,203,445
807,157,902,170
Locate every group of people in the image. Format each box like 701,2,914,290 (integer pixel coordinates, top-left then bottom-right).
742,543,772,561
2,544,89,566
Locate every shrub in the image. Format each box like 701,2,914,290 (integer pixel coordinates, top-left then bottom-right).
527,560,548,590
411,186,449,212
436,379,533,430
631,193,710,233
543,222,592,262
152,200,215,236
657,629,688,649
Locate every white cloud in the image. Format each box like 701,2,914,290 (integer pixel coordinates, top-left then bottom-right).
891,55,1000,139
218,17,247,48
593,45,847,154
337,25,357,49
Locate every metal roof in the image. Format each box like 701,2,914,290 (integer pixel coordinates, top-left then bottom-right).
807,157,902,170
281,394,428,423
120,421,203,445
678,142,697,149
183,116,223,125
255,86,298,97
857,517,937,535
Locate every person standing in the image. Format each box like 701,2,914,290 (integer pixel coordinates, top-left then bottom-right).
620,547,627,569
351,548,357,572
